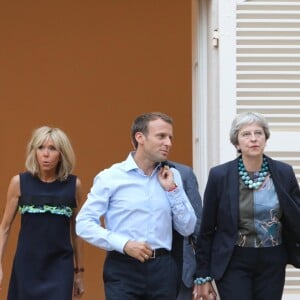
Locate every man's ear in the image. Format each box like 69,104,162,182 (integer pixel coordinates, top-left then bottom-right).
135,132,144,146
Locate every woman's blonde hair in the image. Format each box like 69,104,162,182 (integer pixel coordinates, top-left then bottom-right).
25,126,75,181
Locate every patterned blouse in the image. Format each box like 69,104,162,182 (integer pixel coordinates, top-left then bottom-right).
236,175,282,247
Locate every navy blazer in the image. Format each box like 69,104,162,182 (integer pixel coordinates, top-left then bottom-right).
168,161,202,288
195,155,300,280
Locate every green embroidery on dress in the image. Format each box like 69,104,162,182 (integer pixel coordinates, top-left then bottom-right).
19,204,73,218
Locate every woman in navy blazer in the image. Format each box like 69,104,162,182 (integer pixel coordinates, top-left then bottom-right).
193,112,300,300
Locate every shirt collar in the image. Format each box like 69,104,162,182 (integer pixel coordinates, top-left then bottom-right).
123,152,166,174
123,152,139,172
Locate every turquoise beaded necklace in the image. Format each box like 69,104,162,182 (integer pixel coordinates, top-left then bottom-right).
238,157,269,189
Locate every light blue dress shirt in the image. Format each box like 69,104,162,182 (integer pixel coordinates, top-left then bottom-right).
76,152,196,253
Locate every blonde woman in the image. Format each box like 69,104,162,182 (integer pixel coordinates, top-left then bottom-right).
0,126,84,300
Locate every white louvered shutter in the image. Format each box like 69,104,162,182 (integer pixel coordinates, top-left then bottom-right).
236,0,300,297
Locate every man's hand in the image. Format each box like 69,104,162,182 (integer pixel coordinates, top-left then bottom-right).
123,241,153,262
158,165,176,191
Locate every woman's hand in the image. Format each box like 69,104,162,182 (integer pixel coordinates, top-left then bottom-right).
73,273,84,298
193,282,217,300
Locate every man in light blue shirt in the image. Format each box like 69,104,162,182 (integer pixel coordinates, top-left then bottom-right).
76,112,196,300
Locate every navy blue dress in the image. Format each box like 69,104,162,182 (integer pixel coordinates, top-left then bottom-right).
8,172,77,300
